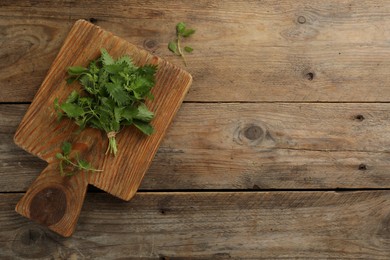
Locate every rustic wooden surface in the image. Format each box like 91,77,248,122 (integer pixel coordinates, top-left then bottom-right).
1,0,390,258
2,191,390,259
13,20,192,237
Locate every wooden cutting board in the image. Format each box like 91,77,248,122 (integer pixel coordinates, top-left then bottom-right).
14,20,192,237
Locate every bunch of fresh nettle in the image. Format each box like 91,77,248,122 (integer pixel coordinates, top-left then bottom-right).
54,48,157,175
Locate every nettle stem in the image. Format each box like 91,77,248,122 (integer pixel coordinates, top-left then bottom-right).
106,132,118,156
177,37,187,66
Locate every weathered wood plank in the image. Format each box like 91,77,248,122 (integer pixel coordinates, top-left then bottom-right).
2,103,390,192
1,0,390,102
1,191,390,259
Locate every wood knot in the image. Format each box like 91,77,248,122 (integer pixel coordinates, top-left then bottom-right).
244,125,263,140
234,122,267,146
358,163,367,171
29,187,67,226
12,226,51,258
297,16,306,24
143,39,159,51
354,114,365,121
305,72,314,80
88,17,98,23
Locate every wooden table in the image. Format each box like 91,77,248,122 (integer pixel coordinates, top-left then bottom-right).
1,1,390,258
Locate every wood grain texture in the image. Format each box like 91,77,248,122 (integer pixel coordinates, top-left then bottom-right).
2,191,390,259
13,20,192,236
2,103,390,192
2,0,390,257
2,0,390,102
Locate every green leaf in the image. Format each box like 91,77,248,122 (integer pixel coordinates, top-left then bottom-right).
176,22,186,34
106,82,130,105
184,46,194,53
79,74,96,94
133,120,154,135
89,118,104,129
56,153,64,159
181,28,195,37
89,61,100,74
101,48,114,65
114,107,124,123
138,64,157,77
121,118,133,125
135,103,154,122
78,97,93,106
68,66,88,76
66,90,79,103
111,120,120,132
60,103,84,118
75,116,87,129
61,141,72,156
78,159,90,169
122,107,138,120
105,63,126,74
168,41,178,54
116,56,134,68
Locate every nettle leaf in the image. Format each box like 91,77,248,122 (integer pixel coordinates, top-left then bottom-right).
133,90,143,100
135,103,154,122
181,28,196,37
111,120,120,132
78,159,90,169
101,48,114,65
134,120,154,135
56,153,64,159
105,63,126,74
60,103,84,118
89,61,100,74
68,66,88,76
61,141,72,156
168,41,178,54
80,74,96,94
106,82,130,105
138,64,157,76
90,118,103,129
132,77,153,93
114,107,124,123
176,22,186,34
110,74,124,86
122,107,138,120
184,46,194,53
66,90,79,103
78,97,93,107
116,56,134,68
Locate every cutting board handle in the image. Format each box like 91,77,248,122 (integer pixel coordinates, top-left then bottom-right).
15,164,88,237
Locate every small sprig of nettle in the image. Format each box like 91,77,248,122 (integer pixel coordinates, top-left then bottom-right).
55,48,157,157
56,141,102,176
168,22,196,66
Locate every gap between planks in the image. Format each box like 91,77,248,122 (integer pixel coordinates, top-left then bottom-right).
2,188,390,195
